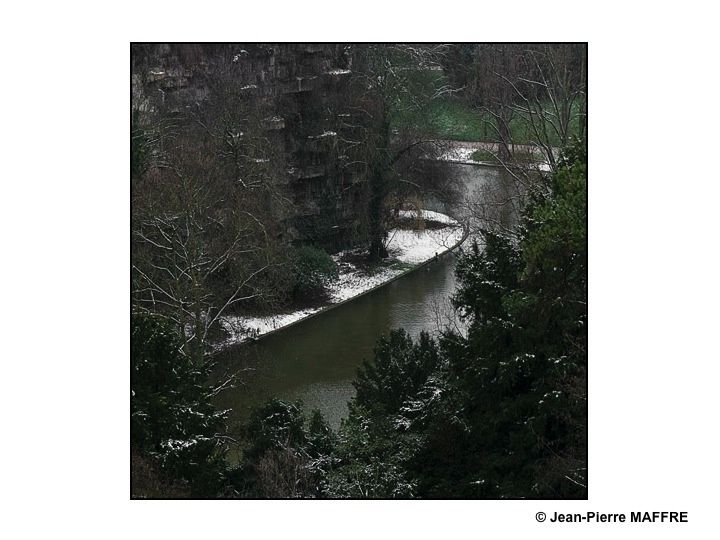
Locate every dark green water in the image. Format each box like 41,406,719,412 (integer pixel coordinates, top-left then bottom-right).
213,164,512,431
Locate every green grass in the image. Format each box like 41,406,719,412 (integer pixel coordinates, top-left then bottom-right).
396,97,583,146
470,149,496,162
421,100,491,141
386,65,583,146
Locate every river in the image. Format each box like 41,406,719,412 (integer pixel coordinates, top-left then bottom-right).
213,163,516,433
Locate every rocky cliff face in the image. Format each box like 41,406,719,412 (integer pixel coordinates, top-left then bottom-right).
131,43,367,250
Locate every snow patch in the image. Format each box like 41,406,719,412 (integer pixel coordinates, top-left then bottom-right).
387,227,464,264
221,308,322,343
439,144,553,170
396,209,458,226
328,263,400,303
308,131,337,139
439,147,479,164
216,210,464,348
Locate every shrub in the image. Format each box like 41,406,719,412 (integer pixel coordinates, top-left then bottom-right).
239,400,336,497
291,245,339,302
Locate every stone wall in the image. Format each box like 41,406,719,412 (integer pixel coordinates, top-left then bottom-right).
131,43,366,251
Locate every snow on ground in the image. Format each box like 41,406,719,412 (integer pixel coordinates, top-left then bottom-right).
221,308,323,345
439,145,553,171
328,263,399,303
308,131,337,138
439,146,479,164
387,226,465,264
397,209,458,226
217,210,464,347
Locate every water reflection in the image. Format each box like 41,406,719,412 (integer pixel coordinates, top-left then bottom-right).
213,164,517,430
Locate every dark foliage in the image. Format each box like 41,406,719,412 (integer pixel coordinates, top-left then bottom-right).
354,330,442,416
290,245,339,302
325,140,587,498
131,42,587,499
131,313,229,497
325,330,443,498
134,140,586,499
234,399,335,498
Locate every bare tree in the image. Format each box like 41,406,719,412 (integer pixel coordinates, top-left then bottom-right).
506,44,586,170
132,60,293,363
457,43,586,169
339,44,459,260
443,44,586,236
255,441,314,498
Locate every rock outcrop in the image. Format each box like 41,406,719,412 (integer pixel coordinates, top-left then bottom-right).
132,43,365,250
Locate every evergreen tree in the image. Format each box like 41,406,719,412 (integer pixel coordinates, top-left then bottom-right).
325,330,441,498
415,140,588,498
131,313,229,497
325,140,587,499
237,399,335,498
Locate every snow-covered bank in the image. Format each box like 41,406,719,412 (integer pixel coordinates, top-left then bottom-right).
439,146,481,165
218,210,465,347
437,142,552,171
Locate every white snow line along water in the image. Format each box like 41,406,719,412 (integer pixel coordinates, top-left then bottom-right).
217,210,465,348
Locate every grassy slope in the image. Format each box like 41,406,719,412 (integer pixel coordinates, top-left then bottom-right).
397,95,582,146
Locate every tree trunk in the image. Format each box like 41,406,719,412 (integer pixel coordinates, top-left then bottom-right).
497,112,512,163
368,112,391,261
368,168,389,260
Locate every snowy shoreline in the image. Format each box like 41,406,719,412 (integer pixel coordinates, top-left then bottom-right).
217,209,466,349
438,142,553,171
